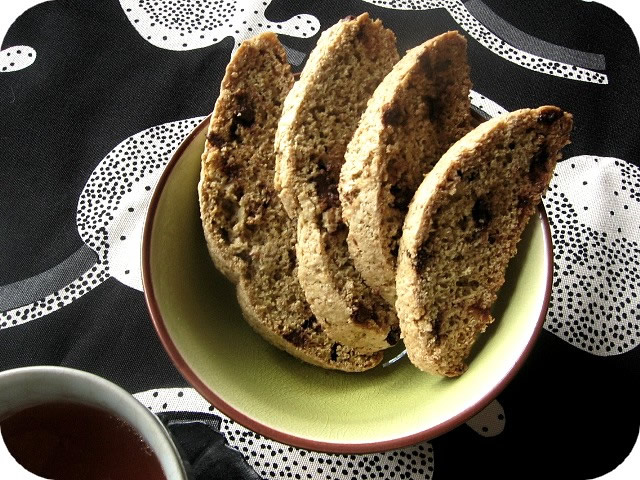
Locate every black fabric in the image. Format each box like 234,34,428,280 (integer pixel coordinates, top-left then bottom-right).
1,1,639,479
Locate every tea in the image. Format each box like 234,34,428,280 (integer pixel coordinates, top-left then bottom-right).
0,401,166,480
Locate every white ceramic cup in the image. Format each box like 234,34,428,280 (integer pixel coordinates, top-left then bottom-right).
0,366,187,480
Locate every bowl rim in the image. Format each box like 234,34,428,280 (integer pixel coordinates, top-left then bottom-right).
141,115,554,454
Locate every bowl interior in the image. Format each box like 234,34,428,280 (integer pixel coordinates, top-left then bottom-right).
144,119,551,451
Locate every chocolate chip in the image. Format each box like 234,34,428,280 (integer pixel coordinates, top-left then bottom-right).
218,227,230,244
235,250,251,264
529,144,550,182
419,54,451,77
351,302,378,325
301,315,317,330
517,196,531,209
283,316,320,347
385,326,400,345
418,53,433,76
288,249,297,271
230,93,255,140
220,158,239,178
508,141,516,150
312,169,339,210
260,194,271,210
244,222,258,233
424,96,442,123
537,108,563,125
330,343,339,361
434,59,452,72
328,220,349,240
234,94,255,126
206,132,225,147
488,235,496,244
283,328,307,347
382,103,407,127
432,312,443,343
472,197,492,229
390,228,402,258
414,243,432,273
390,184,412,213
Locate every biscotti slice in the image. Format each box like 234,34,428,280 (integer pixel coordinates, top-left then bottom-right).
274,14,401,353
198,32,381,371
340,31,472,306
396,106,572,376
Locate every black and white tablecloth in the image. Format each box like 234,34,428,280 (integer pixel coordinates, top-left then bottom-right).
1,0,639,478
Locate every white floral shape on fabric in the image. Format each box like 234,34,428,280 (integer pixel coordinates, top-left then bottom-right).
543,156,640,355
465,399,505,437
134,387,436,479
0,0,45,74
0,46,36,73
76,116,205,290
0,117,205,330
362,0,608,84
119,0,320,56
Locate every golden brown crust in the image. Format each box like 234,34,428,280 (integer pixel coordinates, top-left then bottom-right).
396,106,572,376
341,31,472,306
198,32,382,371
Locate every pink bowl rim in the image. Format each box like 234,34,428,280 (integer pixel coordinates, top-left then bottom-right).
141,115,554,454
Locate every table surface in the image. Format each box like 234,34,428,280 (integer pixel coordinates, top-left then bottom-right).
1,1,639,479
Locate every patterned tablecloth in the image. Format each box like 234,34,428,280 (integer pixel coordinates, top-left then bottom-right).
1,1,639,478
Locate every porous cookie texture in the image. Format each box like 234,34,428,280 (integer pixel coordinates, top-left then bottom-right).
198,32,381,371
274,14,401,353
396,106,572,376
341,31,472,306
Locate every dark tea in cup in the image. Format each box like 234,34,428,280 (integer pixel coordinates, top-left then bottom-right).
1,401,166,480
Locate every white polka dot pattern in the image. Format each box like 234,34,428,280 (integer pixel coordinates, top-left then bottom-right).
465,399,505,437
0,264,107,330
0,45,36,73
363,0,608,84
76,116,205,290
119,0,320,52
469,89,507,118
0,117,205,330
543,156,640,355
134,387,436,479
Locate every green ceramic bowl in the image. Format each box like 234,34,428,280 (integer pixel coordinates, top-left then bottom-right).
142,117,553,453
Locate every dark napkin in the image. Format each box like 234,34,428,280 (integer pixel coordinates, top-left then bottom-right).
158,412,262,480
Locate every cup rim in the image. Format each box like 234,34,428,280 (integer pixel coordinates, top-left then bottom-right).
141,116,554,454
0,365,187,479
